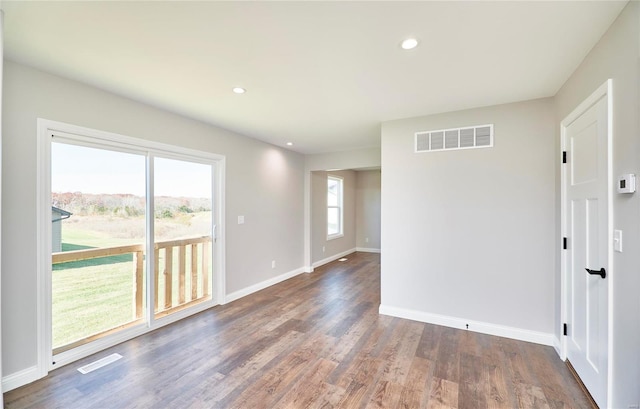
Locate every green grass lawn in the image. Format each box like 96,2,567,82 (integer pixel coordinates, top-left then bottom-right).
52,260,139,348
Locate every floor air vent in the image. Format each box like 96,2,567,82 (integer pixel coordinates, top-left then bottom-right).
77,353,123,374
415,124,493,153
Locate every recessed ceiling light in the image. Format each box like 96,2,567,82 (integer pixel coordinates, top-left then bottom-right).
232,87,246,94
401,38,419,50
286,142,293,146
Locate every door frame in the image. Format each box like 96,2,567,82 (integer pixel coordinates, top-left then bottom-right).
560,79,613,407
36,118,226,374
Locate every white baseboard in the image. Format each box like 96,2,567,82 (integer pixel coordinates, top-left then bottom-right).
224,267,305,304
553,336,563,359
356,247,381,253
2,365,44,392
312,248,356,269
303,266,314,273
379,305,554,347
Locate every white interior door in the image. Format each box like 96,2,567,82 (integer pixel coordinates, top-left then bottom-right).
564,89,610,408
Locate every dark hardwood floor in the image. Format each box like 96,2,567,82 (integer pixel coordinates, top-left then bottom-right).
4,252,592,408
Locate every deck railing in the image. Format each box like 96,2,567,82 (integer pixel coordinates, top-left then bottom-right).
52,235,212,320
153,236,212,315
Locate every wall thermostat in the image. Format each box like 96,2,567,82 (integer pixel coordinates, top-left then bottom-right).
617,174,636,194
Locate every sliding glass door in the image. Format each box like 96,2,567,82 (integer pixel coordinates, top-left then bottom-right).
45,124,222,368
153,157,213,318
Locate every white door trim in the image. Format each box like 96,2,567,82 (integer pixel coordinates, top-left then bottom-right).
0,11,4,405
560,79,613,408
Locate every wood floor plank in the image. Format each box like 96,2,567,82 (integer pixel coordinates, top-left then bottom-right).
229,331,336,408
458,352,488,409
275,358,341,408
515,383,553,409
4,252,593,409
427,377,459,409
209,330,305,404
500,337,537,387
528,345,594,408
324,312,383,380
415,323,443,361
486,363,517,409
397,356,433,408
326,314,389,388
459,330,484,357
380,320,423,386
335,380,368,408
366,380,403,409
433,326,461,383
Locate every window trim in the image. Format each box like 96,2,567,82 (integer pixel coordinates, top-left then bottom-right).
327,175,344,240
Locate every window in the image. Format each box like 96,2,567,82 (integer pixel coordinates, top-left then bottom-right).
327,176,343,239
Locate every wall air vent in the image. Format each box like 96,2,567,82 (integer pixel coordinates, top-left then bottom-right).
415,124,493,153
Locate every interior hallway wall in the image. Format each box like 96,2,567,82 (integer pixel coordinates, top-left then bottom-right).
355,170,381,251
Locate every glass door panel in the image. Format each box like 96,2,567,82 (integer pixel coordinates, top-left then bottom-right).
51,142,147,353
153,157,213,318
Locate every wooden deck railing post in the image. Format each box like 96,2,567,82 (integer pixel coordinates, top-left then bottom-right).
179,245,186,303
202,242,209,297
164,248,173,310
191,244,198,299
154,249,160,312
134,250,144,319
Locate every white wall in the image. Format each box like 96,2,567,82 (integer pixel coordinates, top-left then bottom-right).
1,61,304,384
554,2,640,407
355,170,381,251
311,170,356,265
380,98,556,342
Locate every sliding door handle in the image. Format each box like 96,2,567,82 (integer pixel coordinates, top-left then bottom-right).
585,268,606,279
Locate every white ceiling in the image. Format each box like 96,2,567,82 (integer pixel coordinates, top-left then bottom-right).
2,1,627,154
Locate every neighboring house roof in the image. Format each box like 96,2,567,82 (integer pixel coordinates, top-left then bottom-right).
52,206,72,222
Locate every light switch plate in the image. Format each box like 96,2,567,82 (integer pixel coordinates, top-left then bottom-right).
614,230,622,252
238,215,245,224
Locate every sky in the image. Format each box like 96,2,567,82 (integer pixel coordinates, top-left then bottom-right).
52,142,212,198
